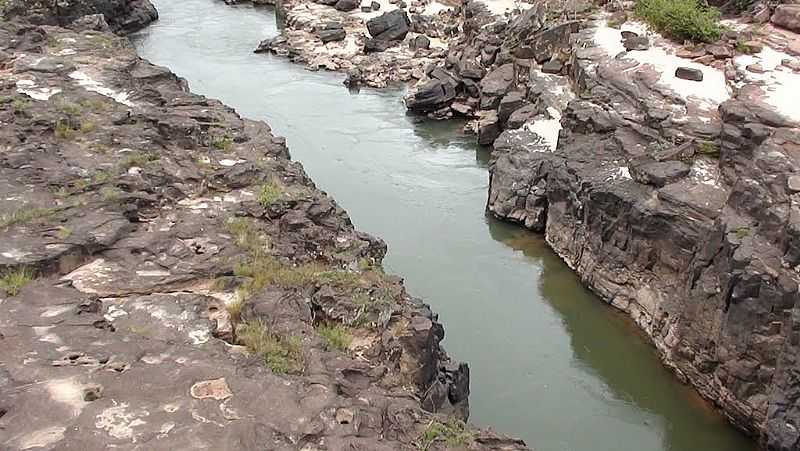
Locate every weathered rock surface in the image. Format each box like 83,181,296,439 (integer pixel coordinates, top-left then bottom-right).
0,13,528,451
2,0,158,34
474,6,800,450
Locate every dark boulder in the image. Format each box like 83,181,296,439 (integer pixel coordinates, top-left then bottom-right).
477,111,502,146
367,9,410,41
479,63,515,110
630,161,691,187
410,34,431,50
541,59,562,74
675,67,703,81
498,91,526,124
319,27,346,43
364,38,393,52
405,79,457,112
334,0,359,11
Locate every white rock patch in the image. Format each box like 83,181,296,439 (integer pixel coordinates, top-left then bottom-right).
16,79,62,101
593,21,731,109
735,46,800,122
522,107,563,152
69,71,135,107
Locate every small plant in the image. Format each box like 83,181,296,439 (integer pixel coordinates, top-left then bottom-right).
118,151,159,171
416,419,473,450
80,98,107,112
226,289,247,322
11,98,30,113
236,319,303,374
100,186,123,202
56,99,82,117
211,134,234,151
226,217,268,256
732,226,750,239
316,323,352,351
634,0,722,43
55,226,72,239
0,206,54,230
80,121,96,133
695,140,720,157
54,119,75,140
258,180,284,207
0,267,34,296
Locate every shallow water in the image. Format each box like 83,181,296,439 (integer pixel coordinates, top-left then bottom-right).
131,3,755,450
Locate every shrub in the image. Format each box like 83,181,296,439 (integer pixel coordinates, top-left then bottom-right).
634,0,722,43
316,323,352,351
0,267,34,296
0,206,54,230
236,319,302,374
54,119,75,140
258,180,284,207
416,419,473,450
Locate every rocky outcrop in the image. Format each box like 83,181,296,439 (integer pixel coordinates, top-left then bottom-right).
0,15,528,451
464,3,800,449
1,0,158,34
255,0,461,87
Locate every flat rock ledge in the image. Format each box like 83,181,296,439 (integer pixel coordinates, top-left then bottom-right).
0,13,528,451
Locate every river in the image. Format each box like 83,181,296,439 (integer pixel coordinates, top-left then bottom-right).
130,3,755,450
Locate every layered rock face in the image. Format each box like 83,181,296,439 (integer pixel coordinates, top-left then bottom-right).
420,1,800,449
0,11,528,451
1,0,158,34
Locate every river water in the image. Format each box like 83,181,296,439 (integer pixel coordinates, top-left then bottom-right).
131,3,755,450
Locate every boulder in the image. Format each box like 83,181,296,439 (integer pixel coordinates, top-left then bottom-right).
319,27,346,43
541,59,562,74
772,5,800,32
675,66,703,81
405,79,456,112
364,38,393,52
479,63,515,110
623,35,649,51
334,0,359,11
498,91,526,124
410,34,431,50
367,9,411,41
477,111,502,146
506,104,538,129
630,161,691,187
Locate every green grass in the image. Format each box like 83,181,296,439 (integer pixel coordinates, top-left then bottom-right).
0,207,54,230
80,121,96,133
55,226,72,239
0,267,34,296
258,180,284,207
226,217,268,256
118,151,159,171
695,140,720,157
236,319,303,374
211,134,234,151
316,323,352,351
416,419,473,450
732,227,750,239
11,98,30,113
100,186,123,202
54,119,75,140
56,99,82,117
634,0,722,43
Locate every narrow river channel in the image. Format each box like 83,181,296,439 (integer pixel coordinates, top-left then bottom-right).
131,3,755,450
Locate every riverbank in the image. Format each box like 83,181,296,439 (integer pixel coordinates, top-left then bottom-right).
0,5,528,449
253,0,800,448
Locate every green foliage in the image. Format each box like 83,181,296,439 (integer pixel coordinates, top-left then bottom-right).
54,119,75,140
316,323,352,351
416,419,473,450
236,319,302,374
55,226,72,239
226,217,268,256
732,226,750,239
0,267,34,296
56,99,82,117
211,134,233,151
695,140,720,157
100,186,123,202
0,207,54,230
118,151,159,171
80,121,96,133
634,0,722,43
258,180,283,207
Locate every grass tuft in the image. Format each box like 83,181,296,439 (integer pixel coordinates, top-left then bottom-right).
0,267,34,296
211,134,234,151
0,207,54,230
54,119,75,140
416,418,473,450
634,0,722,43
258,179,284,207
316,323,352,351
236,319,303,374
118,151,159,171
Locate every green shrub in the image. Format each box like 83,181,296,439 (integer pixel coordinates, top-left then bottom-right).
416,419,473,450
634,0,722,43
316,323,352,351
236,319,302,374
0,206,54,229
0,267,34,296
258,180,284,207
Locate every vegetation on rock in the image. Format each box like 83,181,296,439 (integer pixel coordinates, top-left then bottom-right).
0,267,34,296
316,323,353,351
236,319,303,374
634,0,722,42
